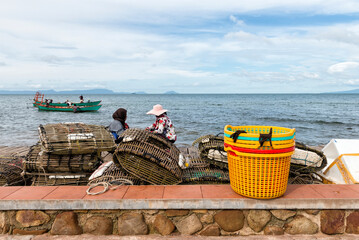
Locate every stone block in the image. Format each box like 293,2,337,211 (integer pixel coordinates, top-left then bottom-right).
247,210,271,232
214,210,244,232
198,224,220,236
264,225,284,235
50,211,82,235
305,210,320,215
16,211,50,228
200,213,214,224
285,215,318,235
118,212,148,236
271,210,296,220
0,212,9,234
153,214,175,235
320,210,345,235
175,214,202,235
83,216,113,235
165,210,189,217
12,229,47,235
346,211,359,234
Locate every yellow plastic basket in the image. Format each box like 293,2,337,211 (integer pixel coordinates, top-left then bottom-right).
224,125,296,149
227,150,293,199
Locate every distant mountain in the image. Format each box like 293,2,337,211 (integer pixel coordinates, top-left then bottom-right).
323,88,359,94
164,91,179,94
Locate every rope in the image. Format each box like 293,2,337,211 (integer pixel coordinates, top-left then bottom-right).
86,177,134,195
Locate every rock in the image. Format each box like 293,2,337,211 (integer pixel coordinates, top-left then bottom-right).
285,215,318,235
143,210,159,215
271,210,296,221
198,224,220,236
0,212,9,234
200,213,214,224
247,210,272,232
346,211,359,234
16,210,50,227
118,212,148,236
12,229,47,235
320,210,345,235
153,214,175,235
305,210,320,215
193,210,208,214
83,216,113,235
175,214,202,235
50,211,82,235
264,225,284,235
165,210,189,217
214,210,244,232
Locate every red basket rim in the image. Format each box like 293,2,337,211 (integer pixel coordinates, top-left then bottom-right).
224,143,295,154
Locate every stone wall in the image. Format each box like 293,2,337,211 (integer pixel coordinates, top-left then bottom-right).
1,209,359,236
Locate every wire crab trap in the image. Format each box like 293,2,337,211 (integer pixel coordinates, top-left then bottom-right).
0,157,27,186
28,172,90,186
181,167,230,184
113,140,182,185
24,144,102,173
192,135,228,169
38,122,116,155
88,162,143,186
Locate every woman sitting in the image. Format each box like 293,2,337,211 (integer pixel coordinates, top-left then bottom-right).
146,104,177,143
108,108,129,143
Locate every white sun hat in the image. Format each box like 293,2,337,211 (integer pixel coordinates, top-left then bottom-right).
146,104,168,116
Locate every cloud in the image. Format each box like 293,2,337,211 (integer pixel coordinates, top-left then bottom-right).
328,62,359,74
1,1,359,92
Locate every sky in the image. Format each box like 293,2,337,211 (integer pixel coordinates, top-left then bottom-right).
1,1,359,93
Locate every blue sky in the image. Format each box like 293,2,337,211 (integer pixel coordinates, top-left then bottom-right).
1,0,359,93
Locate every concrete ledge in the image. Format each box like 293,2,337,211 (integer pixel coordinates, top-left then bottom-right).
0,184,358,210
1,198,359,210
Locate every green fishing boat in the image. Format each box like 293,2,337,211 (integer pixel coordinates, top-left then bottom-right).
33,100,101,107
36,104,102,112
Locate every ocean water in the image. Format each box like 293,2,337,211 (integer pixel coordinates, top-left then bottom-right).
0,94,358,147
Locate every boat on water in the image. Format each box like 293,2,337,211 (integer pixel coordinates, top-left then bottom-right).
36,103,102,112
32,92,101,107
33,100,101,107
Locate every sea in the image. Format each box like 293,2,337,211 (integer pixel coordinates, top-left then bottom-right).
0,94,358,147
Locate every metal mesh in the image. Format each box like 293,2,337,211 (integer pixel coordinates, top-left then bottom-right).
193,135,228,169
0,157,26,186
28,172,90,186
88,163,143,185
182,167,230,184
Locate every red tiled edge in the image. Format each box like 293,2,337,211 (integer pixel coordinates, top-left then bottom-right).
4,186,58,200
0,184,358,200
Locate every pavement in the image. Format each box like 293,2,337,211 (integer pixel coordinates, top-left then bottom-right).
1,234,359,240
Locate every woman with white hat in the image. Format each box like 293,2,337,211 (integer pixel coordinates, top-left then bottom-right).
146,104,177,143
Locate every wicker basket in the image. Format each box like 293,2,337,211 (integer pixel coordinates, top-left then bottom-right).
0,158,26,186
113,140,182,185
24,144,102,173
38,123,116,155
120,128,179,153
193,135,228,169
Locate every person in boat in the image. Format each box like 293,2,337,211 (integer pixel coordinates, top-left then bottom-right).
79,95,84,103
65,100,72,106
108,108,129,143
146,104,177,143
